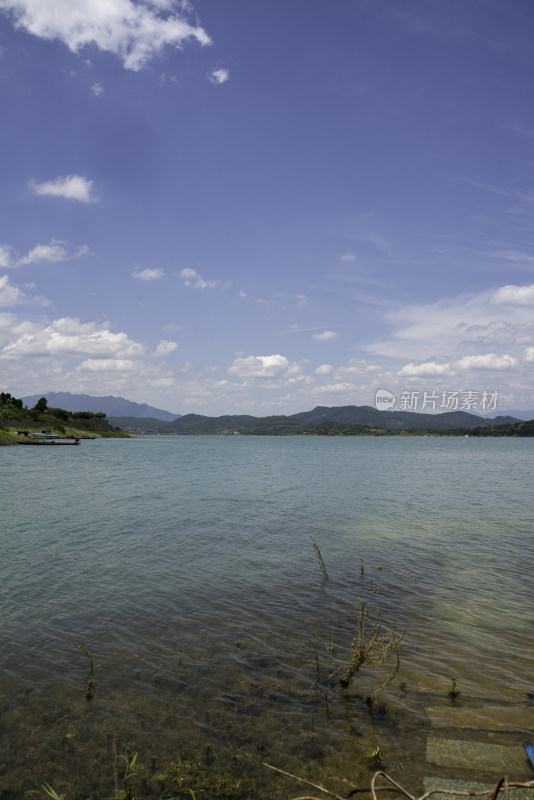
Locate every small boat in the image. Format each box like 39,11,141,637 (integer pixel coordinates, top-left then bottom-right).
20,431,80,445
19,437,80,445
28,430,59,439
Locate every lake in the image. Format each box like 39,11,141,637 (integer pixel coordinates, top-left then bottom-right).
1,435,533,798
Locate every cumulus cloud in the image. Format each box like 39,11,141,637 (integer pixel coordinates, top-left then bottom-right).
312,330,339,342
455,353,518,370
315,364,333,375
91,82,103,96
132,267,165,281
30,175,95,203
315,382,355,393
179,268,223,289
2,317,145,359
208,67,229,85
335,360,381,377
78,358,135,371
0,274,24,307
525,347,534,361
340,252,357,262
1,239,90,268
155,339,178,357
491,284,534,305
228,354,296,380
398,361,452,377
0,246,13,268
20,242,70,266
0,0,212,71
19,240,89,266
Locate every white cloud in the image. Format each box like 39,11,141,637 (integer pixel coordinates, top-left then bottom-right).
316,382,355,393
315,364,333,375
91,82,103,96
0,275,24,307
368,284,534,362
2,317,145,358
19,242,67,266
455,353,518,370
208,67,229,85
30,175,95,203
491,284,534,305
132,267,165,281
78,358,136,372
0,246,14,269
398,361,452,377
0,0,212,71
155,339,178,357
312,330,339,342
340,252,357,262
228,354,295,380
20,240,89,266
525,347,534,362
335,360,381,377
1,239,90,269
180,268,223,289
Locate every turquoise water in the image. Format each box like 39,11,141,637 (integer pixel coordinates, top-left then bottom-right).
1,436,533,797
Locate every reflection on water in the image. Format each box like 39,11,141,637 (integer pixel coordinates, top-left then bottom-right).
1,436,533,797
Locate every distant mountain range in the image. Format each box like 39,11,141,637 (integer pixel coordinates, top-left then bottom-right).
109,404,522,434
488,409,534,421
21,392,180,422
19,395,533,433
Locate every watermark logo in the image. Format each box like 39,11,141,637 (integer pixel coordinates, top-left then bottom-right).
375,389,396,411
374,389,500,412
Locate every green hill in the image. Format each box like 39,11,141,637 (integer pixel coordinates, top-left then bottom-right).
164,413,257,434
114,404,521,435
289,404,519,430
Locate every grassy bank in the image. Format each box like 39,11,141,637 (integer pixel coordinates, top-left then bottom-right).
0,425,131,445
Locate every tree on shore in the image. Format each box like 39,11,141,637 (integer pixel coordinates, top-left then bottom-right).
32,397,48,413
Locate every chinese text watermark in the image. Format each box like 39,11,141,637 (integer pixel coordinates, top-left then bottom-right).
375,389,499,413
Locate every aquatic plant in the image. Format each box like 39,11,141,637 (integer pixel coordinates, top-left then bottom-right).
172,754,197,799
323,601,337,663
75,643,97,700
448,676,461,700
310,536,329,581
42,783,63,800
115,747,138,800
365,744,384,763
339,601,404,706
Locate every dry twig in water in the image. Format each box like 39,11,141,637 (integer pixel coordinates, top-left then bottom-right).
310,536,329,581
339,601,404,705
263,762,534,800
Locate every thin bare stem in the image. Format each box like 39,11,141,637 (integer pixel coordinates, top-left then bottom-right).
262,762,345,800
310,536,329,581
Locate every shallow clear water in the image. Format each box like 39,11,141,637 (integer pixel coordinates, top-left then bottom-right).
1,436,533,798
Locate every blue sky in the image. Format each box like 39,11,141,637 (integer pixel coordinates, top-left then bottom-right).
1,0,534,416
